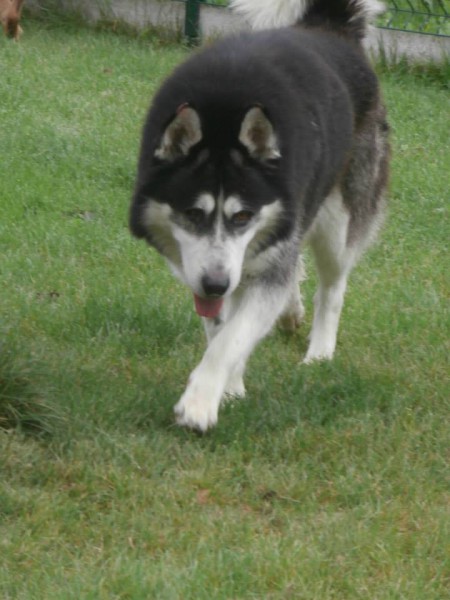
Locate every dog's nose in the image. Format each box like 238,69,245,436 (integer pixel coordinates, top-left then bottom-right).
201,273,230,297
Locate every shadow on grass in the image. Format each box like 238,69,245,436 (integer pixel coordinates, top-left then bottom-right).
78,298,403,444
127,353,403,449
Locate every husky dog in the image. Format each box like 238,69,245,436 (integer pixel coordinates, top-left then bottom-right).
129,0,390,431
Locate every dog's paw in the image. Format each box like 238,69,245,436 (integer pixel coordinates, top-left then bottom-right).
174,391,219,431
224,377,246,399
303,348,334,364
174,372,222,432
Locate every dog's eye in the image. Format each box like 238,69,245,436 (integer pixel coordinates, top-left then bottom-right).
231,211,254,226
184,207,205,224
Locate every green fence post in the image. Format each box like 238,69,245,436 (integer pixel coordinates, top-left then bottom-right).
184,0,201,46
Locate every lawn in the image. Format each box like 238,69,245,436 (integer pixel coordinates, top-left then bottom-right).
0,19,449,600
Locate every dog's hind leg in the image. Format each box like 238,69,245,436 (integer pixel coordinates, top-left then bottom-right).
305,189,359,363
277,255,306,332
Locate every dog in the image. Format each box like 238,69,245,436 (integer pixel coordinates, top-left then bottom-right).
129,0,390,431
0,0,23,40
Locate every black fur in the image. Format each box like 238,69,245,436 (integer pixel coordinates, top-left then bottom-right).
303,0,376,41
130,16,386,245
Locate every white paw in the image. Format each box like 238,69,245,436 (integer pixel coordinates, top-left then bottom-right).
303,348,334,364
174,371,222,432
224,377,246,399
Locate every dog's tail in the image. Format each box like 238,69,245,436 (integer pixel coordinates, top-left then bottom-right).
230,0,384,40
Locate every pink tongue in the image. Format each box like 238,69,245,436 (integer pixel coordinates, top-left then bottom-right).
194,294,224,318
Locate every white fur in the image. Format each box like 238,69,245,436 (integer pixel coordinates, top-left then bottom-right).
170,220,253,297
202,301,247,398
230,0,385,31
304,188,362,362
223,195,244,219
353,0,386,21
156,197,289,431
174,187,375,429
230,0,310,30
174,286,291,430
170,199,283,298
194,193,216,215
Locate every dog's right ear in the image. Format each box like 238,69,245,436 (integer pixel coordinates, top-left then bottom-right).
238,106,281,161
155,106,202,161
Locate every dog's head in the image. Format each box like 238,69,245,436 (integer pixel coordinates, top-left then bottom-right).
130,104,290,317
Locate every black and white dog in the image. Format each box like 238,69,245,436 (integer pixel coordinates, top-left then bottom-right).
130,0,390,431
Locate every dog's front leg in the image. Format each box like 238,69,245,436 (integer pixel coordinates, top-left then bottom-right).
174,285,289,431
202,301,246,399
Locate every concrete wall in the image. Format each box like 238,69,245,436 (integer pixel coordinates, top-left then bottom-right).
365,27,450,63
27,0,450,62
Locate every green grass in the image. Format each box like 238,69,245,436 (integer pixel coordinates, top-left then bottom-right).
1,20,449,599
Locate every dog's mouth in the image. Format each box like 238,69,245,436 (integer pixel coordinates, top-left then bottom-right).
193,294,224,319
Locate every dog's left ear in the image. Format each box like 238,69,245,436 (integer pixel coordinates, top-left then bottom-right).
238,106,281,161
155,105,202,161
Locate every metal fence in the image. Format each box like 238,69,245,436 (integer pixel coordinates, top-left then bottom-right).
382,0,450,37
183,0,450,43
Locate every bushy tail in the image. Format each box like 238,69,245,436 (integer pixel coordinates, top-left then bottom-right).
230,0,384,40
